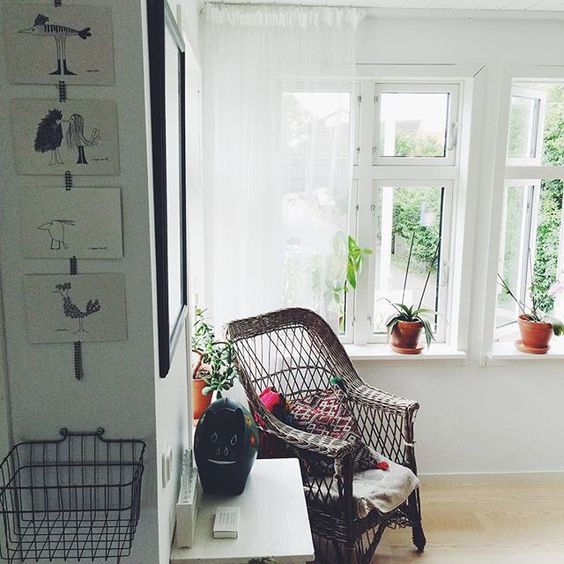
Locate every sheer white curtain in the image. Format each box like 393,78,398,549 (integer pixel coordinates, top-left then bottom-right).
202,3,364,329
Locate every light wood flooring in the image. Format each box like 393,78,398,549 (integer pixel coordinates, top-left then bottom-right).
374,473,564,563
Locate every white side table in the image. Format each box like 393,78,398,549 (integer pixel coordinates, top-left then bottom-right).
171,458,315,564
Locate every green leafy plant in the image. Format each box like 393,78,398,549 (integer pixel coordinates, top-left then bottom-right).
330,235,372,301
497,272,564,336
345,235,372,291
191,307,238,398
383,233,439,348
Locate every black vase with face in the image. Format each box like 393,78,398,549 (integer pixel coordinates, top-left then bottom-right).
194,398,259,495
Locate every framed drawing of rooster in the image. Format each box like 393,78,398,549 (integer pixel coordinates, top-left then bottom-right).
23,274,127,344
147,0,188,378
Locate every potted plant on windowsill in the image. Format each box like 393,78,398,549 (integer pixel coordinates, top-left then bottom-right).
383,234,440,354
497,274,564,354
191,308,238,418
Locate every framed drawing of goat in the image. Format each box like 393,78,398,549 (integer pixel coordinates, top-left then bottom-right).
147,0,188,378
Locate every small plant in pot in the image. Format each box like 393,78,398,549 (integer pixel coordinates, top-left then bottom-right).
383,235,439,354
191,308,238,418
497,274,564,354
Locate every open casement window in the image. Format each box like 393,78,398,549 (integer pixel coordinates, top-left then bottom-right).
495,179,564,343
506,86,546,166
365,181,452,344
372,84,459,166
280,85,357,342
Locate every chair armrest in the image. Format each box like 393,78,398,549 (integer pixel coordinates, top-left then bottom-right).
346,382,419,417
260,411,356,461
345,382,420,470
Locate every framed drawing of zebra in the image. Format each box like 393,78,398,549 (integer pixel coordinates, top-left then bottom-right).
2,4,115,85
19,187,123,259
11,98,120,176
23,273,127,344
147,0,188,378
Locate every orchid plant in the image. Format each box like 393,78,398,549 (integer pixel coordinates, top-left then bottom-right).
382,233,440,348
497,274,564,336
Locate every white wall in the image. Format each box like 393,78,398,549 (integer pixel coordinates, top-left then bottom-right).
0,282,11,459
354,16,564,474
0,1,201,562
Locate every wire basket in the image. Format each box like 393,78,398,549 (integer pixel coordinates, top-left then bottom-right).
0,428,146,563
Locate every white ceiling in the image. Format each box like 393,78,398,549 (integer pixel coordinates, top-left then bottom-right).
218,0,564,11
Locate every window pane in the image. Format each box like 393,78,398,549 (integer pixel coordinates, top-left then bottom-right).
377,92,449,158
496,185,531,329
280,91,353,334
496,180,564,342
282,92,351,159
508,83,564,165
281,181,350,334
507,96,540,159
534,180,563,316
543,85,564,166
372,185,444,336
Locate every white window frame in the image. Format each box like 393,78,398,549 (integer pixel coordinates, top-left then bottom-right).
495,180,540,340
372,83,460,167
481,67,564,360
363,179,454,344
506,86,546,167
351,80,462,347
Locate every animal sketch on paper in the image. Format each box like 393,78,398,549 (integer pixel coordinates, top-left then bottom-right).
19,14,92,76
66,114,100,165
34,109,65,165
37,219,75,250
53,281,101,333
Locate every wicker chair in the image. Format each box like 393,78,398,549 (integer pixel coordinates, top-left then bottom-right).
225,308,426,563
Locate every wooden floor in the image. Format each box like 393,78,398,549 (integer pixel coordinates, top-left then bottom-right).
373,473,564,563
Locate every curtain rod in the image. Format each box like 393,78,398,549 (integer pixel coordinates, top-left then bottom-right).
199,1,368,15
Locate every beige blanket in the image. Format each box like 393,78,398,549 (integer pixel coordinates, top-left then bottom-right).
307,455,419,518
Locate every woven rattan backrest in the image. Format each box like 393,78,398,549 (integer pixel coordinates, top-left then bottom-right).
226,308,357,405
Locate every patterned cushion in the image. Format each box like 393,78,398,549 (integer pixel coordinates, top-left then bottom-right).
290,389,379,475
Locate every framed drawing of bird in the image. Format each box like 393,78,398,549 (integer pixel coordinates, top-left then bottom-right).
23,273,127,344
18,14,92,76
3,4,115,86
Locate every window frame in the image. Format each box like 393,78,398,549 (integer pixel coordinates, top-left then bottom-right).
351,79,462,347
506,86,546,167
363,179,454,344
495,180,539,338
372,83,460,167
482,68,564,360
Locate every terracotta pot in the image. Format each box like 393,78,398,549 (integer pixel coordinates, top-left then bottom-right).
193,377,212,420
517,315,553,353
390,320,424,354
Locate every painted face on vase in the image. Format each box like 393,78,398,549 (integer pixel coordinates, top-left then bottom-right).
203,410,244,466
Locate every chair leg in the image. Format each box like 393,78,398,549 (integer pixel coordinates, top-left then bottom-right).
412,523,426,553
332,540,347,564
362,523,387,564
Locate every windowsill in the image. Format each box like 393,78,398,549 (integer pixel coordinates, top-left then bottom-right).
488,340,564,362
344,343,467,361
